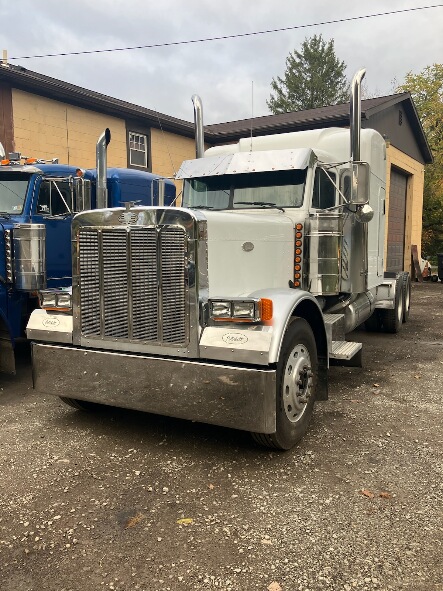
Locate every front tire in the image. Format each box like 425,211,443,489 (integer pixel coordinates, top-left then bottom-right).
59,397,100,411
251,318,317,450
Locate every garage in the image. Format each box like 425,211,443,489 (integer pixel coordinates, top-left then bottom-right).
386,168,409,273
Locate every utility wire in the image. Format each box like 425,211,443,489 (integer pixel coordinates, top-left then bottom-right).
8,4,443,61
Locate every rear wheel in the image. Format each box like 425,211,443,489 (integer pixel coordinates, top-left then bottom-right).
402,273,411,322
251,318,317,450
380,276,404,333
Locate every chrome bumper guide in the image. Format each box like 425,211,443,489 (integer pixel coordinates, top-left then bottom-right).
32,343,277,434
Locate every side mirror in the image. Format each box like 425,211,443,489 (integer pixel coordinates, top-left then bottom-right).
74,178,92,211
350,162,370,205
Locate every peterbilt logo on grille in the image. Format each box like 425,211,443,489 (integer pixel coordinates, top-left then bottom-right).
222,333,248,345
118,211,138,224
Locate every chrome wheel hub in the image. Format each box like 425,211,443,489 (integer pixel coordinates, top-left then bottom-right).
283,343,313,423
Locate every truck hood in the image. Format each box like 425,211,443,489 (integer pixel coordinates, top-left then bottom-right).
203,210,295,297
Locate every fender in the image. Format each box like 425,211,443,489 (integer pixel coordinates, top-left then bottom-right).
250,287,328,400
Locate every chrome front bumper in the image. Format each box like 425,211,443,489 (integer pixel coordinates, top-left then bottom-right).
32,343,277,433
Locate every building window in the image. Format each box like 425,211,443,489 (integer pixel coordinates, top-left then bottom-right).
129,132,148,168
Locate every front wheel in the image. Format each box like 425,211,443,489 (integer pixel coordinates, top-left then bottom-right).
251,318,317,450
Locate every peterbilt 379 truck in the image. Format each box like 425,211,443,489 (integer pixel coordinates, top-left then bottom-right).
0,129,175,373
28,70,411,449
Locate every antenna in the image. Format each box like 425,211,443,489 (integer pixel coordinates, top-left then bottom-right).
250,81,254,152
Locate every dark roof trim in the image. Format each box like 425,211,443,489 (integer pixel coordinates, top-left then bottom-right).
0,63,195,138
205,92,433,164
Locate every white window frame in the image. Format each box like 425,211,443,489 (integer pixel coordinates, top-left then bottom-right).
129,131,148,168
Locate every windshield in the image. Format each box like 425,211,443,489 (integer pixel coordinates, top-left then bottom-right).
182,169,307,210
0,172,30,214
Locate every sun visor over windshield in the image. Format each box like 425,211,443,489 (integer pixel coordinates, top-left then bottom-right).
176,148,314,179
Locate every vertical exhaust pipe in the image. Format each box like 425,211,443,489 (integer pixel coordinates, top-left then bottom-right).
96,128,111,209
350,69,366,162
192,95,204,159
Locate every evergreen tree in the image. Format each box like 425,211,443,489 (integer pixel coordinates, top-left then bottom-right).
267,35,348,113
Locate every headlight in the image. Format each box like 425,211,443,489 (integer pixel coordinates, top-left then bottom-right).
39,288,72,311
232,301,256,319
209,298,272,323
210,301,232,318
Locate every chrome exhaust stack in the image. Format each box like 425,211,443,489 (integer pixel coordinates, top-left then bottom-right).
192,95,204,158
96,128,111,209
350,69,366,162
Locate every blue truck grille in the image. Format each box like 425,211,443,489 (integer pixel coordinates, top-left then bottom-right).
78,226,188,346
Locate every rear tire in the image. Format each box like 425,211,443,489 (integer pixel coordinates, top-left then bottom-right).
251,318,317,450
402,273,411,322
365,310,382,332
379,276,403,333
59,397,100,411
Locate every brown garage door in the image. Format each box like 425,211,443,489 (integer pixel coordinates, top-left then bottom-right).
386,169,408,273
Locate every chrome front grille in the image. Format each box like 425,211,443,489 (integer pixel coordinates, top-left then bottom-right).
78,226,188,346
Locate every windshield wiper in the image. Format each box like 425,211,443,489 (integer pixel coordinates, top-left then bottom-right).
236,201,285,212
0,212,11,219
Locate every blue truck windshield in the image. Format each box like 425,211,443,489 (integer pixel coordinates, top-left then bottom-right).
183,169,307,210
0,172,30,214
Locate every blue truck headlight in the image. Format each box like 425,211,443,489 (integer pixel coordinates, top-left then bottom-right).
39,289,72,311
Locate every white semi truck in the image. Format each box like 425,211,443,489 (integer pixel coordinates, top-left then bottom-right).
27,70,411,449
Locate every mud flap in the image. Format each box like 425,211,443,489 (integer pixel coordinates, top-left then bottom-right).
0,336,15,374
316,357,329,400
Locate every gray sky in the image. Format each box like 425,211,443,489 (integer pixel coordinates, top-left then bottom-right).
1,1,441,124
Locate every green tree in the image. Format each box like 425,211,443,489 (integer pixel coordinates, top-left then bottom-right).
397,64,443,255
267,35,348,114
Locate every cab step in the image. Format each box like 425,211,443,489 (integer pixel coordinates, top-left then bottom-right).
330,340,362,367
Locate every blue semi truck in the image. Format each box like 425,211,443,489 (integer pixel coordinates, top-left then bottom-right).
0,131,175,373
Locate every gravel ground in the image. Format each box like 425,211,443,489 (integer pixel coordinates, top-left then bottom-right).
0,282,442,591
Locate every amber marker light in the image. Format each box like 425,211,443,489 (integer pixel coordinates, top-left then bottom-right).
260,298,273,321
295,240,302,247
1,159,10,166
296,223,303,230
25,158,37,164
